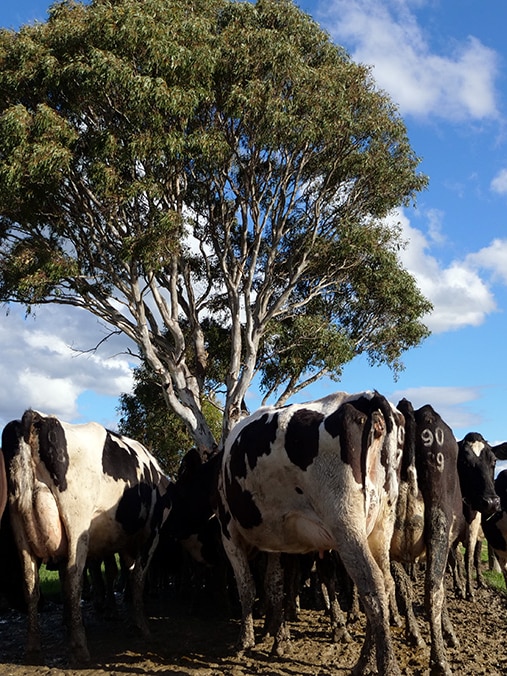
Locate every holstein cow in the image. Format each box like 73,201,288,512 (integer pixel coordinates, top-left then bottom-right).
392,400,465,676
1,410,171,664
158,448,229,611
0,444,7,524
481,444,507,588
455,432,506,599
392,402,501,676
217,391,404,676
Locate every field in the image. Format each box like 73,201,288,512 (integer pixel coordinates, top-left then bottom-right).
0,559,506,676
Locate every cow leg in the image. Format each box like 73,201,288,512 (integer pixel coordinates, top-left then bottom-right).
316,553,351,643
282,553,300,622
391,561,425,649
339,538,401,676
465,514,481,600
447,544,465,599
127,557,151,638
62,537,90,665
263,552,290,656
441,592,458,649
21,550,42,662
425,531,453,676
473,537,485,589
9,511,42,662
222,535,256,651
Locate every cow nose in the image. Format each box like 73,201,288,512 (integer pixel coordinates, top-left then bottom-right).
482,495,501,515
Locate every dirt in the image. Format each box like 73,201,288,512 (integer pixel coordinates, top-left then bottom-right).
0,572,506,676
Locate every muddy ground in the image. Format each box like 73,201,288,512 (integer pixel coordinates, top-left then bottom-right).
0,568,506,676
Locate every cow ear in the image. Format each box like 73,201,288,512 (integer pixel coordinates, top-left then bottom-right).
492,442,507,460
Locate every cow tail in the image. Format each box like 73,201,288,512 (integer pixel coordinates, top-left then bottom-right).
396,399,418,496
9,411,39,533
12,410,67,561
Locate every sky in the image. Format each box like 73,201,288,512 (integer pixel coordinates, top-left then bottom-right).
1,0,507,450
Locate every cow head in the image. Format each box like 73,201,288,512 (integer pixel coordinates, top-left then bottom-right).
457,432,500,516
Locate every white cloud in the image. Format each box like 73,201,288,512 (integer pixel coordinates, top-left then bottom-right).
0,304,134,431
465,238,507,286
323,0,499,121
392,209,497,333
490,168,507,195
388,385,483,434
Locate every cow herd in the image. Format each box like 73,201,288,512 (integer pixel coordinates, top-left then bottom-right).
1,390,507,676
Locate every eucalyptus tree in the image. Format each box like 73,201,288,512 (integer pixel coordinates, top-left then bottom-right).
0,0,431,454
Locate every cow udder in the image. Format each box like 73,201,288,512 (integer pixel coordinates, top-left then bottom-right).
30,482,68,561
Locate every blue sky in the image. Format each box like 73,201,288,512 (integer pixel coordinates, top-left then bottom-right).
1,1,507,449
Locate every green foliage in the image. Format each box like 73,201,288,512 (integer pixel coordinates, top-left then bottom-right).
0,0,431,446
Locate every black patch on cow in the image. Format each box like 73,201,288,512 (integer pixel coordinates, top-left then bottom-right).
217,494,232,540
496,470,507,512
325,402,367,484
285,408,324,471
103,432,140,483
25,412,69,492
482,470,507,552
116,482,154,535
229,413,279,479
225,473,262,530
139,483,172,568
1,420,21,468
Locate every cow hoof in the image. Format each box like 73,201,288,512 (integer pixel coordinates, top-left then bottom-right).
271,639,290,657
236,636,255,654
332,627,352,643
409,635,426,651
24,649,43,665
429,662,452,676
69,645,91,666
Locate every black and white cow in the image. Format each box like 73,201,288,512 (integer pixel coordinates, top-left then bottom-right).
1,410,172,664
454,432,503,600
482,465,507,589
0,445,7,525
392,400,465,676
217,391,404,676
392,403,501,676
157,448,230,611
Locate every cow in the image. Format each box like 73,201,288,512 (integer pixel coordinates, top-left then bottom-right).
0,444,7,524
217,391,404,676
392,400,466,676
453,432,504,600
1,410,172,665
391,402,501,676
157,448,230,613
482,468,507,589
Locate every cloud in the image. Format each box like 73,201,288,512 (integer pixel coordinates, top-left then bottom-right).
465,238,507,285
388,385,483,433
490,169,507,195
0,304,134,431
391,209,497,333
322,0,499,121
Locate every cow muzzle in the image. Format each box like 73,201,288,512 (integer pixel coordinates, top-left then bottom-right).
481,495,501,516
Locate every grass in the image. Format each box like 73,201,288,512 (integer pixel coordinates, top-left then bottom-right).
479,540,506,593
39,565,62,602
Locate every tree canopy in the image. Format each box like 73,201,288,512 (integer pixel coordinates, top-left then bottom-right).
0,0,431,453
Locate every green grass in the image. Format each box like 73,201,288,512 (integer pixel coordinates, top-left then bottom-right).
39,565,62,602
479,540,506,593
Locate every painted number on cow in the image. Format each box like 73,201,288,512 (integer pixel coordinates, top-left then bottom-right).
421,427,445,472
